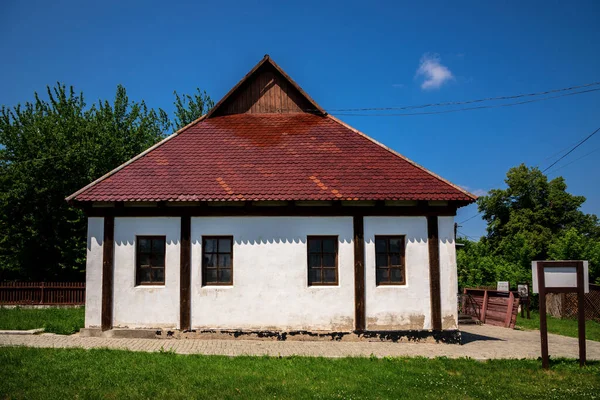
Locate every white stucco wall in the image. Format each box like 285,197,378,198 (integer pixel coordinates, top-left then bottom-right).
439,216,458,329
364,217,432,330
85,217,103,328
84,214,458,332
112,217,181,328
190,217,355,331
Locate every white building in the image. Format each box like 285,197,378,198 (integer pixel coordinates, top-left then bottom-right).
68,55,476,340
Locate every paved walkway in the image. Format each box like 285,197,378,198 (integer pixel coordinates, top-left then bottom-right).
1,324,599,360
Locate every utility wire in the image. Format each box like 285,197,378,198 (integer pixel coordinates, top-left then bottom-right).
332,88,600,117
458,125,600,225
320,81,600,112
540,126,600,173
546,146,600,175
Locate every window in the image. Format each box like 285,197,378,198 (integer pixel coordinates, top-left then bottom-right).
136,236,166,285
307,236,338,286
375,236,406,285
202,236,233,285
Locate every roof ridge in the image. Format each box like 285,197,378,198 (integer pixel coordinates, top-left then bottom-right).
65,115,207,202
326,114,478,201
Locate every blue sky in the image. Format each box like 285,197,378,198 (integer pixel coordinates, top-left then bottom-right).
1,0,599,238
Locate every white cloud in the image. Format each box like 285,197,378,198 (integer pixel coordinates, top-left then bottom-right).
416,53,454,90
460,185,487,197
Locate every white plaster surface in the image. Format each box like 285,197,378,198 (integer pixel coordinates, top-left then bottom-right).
438,216,458,329
112,217,181,328
190,217,355,331
85,217,103,328
364,217,432,330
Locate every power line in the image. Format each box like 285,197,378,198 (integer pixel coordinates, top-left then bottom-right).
546,146,600,175
541,126,600,173
458,125,600,224
321,81,600,112
331,87,600,117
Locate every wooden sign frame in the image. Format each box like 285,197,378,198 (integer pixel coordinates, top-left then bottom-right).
535,261,586,369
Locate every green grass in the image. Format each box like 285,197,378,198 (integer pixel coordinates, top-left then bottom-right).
0,307,84,335
516,311,600,342
0,348,598,399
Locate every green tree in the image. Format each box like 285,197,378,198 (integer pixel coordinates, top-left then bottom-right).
0,83,211,281
478,164,599,266
457,164,600,289
548,228,600,283
172,88,213,129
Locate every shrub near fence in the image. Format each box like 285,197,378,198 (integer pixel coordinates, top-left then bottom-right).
0,282,85,305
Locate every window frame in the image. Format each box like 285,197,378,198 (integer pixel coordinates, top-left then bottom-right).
374,235,406,286
202,236,234,286
306,235,339,286
135,235,167,286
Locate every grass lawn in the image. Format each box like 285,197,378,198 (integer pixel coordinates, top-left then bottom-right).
516,311,600,342
0,348,598,399
0,307,84,335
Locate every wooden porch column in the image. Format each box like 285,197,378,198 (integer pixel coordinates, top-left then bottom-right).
427,215,442,331
354,216,366,331
101,216,114,331
180,215,191,331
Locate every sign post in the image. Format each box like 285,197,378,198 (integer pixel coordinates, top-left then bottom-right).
497,281,509,292
532,260,589,369
517,283,530,319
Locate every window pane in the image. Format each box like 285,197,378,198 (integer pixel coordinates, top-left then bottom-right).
139,267,151,283
376,268,389,283
323,268,336,283
218,238,232,252
308,254,321,268
375,238,387,253
138,253,150,267
152,238,166,254
151,253,165,268
204,268,217,283
139,238,151,252
308,238,321,253
322,238,336,253
391,268,403,283
152,268,165,283
390,238,402,253
204,254,216,268
322,254,335,268
309,268,322,284
390,254,401,267
204,238,217,253
376,254,388,268
218,268,232,283
218,254,232,268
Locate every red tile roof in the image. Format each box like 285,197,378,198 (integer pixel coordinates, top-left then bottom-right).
69,113,476,203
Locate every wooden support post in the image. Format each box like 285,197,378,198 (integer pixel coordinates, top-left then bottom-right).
353,216,365,332
538,262,549,369
481,290,489,323
180,216,191,331
427,216,441,331
505,292,515,328
39,282,44,305
576,261,586,367
101,216,115,331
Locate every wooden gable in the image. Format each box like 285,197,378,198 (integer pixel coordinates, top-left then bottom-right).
207,55,326,118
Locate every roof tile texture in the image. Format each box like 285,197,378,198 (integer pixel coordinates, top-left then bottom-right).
74,114,473,202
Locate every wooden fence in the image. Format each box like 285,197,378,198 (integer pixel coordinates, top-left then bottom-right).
547,284,600,322
461,288,520,328
0,282,85,305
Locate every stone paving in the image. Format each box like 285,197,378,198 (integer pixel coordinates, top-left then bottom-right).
1,324,599,360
